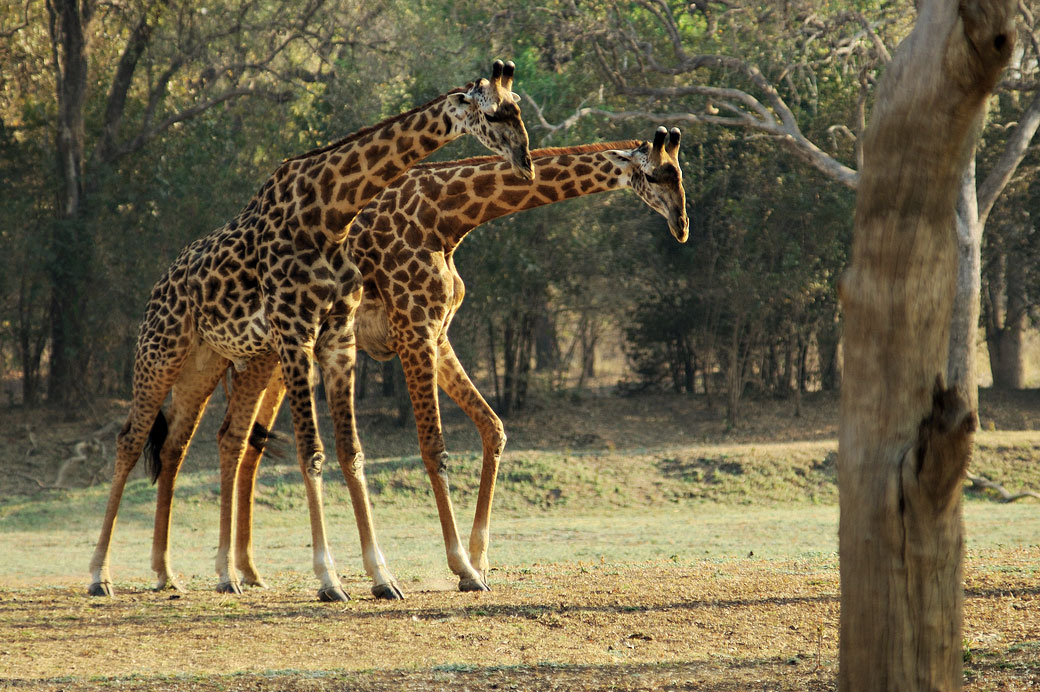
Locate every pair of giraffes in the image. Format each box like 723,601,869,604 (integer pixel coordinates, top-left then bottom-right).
87,60,689,602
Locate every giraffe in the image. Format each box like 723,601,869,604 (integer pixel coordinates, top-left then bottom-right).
208,127,688,596
87,60,534,603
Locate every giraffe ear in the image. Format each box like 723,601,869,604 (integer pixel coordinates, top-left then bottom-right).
511,92,521,104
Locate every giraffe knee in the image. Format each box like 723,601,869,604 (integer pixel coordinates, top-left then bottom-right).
490,422,506,457
346,452,365,478
306,451,325,477
433,451,449,476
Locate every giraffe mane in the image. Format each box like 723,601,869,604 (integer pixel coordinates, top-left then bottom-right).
281,85,472,164
412,140,643,171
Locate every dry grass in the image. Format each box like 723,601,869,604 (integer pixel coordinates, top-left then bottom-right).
1,390,1039,690
1,552,1037,691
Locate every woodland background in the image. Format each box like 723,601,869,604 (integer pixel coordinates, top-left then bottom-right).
3,0,1040,424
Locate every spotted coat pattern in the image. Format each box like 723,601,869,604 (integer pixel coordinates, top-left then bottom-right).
88,62,533,602
220,128,689,594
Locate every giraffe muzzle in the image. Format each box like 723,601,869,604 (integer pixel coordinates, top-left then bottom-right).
670,211,689,243
512,150,535,181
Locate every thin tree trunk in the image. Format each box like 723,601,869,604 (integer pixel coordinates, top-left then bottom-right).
487,318,501,409
986,240,1027,389
724,315,743,426
949,164,982,409
838,2,1013,690
501,319,516,416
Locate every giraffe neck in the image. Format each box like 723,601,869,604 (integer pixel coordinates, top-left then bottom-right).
277,91,465,243
423,143,639,252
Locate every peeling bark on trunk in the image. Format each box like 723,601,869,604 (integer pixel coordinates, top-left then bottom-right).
837,1,1014,689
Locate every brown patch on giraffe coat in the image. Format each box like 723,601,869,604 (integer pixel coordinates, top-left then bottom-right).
499,187,528,207
318,168,336,205
372,161,401,181
471,174,496,198
445,180,468,196
403,224,423,247
395,135,414,154
360,181,381,201
536,184,559,201
461,202,483,219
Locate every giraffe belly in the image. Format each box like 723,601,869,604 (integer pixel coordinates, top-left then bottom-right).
196,307,275,369
355,300,395,361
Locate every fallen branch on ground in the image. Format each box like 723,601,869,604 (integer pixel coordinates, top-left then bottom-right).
965,472,1040,502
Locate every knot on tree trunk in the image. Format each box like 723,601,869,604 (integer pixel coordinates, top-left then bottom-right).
910,376,977,507
956,0,1017,96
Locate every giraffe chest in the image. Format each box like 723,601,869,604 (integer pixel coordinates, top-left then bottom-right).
354,245,461,357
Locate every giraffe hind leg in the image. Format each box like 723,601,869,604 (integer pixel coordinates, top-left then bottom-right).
213,352,278,594
151,349,229,592
88,374,180,595
234,367,287,588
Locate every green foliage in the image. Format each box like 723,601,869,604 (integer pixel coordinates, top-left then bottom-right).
0,0,989,420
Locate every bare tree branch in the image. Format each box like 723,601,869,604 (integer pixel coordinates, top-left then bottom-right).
113,86,260,159
977,89,1040,226
93,1,169,165
0,0,32,38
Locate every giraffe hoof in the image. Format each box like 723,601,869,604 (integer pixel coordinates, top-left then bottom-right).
372,581,405,600
317,586,350,602
88,581,113,597
155,578,186,593
216,581,243,595
242,576,269,589
458,577,491,593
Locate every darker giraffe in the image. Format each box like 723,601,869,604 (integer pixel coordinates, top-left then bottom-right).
203,127,688,595
88,61,534,602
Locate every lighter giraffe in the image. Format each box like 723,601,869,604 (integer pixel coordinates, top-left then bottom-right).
88,61,533,602
203,127,688,595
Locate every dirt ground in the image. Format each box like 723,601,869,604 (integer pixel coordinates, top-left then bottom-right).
2,390,1040,690
1,551,1037,691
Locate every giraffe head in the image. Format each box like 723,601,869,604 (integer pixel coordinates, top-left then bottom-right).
448,60,535,180
606,126,689,243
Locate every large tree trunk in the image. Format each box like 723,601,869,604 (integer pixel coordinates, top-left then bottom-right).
837,2,1013,690
45,0,94,407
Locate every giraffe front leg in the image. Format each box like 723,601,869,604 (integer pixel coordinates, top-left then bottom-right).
400,342,488,592
436,338,505,583
277,343,349,602
318,336,403,600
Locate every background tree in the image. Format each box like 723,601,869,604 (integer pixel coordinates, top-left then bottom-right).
554,0,1040,406
2,0,397,406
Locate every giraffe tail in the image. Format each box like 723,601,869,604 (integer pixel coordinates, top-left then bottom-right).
248,422,289,460
143,411,168,484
